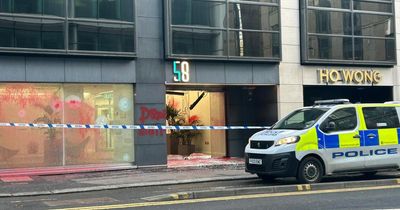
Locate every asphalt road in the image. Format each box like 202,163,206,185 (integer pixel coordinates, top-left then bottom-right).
2,172,400,210
103,187,400,210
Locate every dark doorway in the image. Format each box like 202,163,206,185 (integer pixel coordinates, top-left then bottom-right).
303,86,393,106
225,86,278,157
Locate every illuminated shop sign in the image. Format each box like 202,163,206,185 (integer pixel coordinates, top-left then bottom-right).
173,61,190,83
318,69,382,84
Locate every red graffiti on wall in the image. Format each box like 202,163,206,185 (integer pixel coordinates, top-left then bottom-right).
0,84,51,108
138,106,166,137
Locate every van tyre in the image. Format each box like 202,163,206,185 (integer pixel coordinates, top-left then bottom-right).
257,174,275,182
297,157,323,184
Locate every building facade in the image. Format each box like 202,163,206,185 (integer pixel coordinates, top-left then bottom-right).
0,0,397,170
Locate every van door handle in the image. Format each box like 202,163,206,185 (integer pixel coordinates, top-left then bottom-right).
367,134,376,139
353,134,361,139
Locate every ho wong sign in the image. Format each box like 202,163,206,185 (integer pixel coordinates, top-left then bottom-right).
318,68,382,84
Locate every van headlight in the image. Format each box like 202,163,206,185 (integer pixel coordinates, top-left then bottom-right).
275,136,300,146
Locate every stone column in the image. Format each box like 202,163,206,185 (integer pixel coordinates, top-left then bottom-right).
134,0,167,167
278,0,303,119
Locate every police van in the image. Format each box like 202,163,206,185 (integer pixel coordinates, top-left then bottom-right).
245,99,400,183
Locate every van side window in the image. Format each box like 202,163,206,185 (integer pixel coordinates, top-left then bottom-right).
362,107,400,129
320,108,357,133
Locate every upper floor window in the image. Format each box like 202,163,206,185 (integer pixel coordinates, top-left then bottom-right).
166,0,281,61
0,0,135,57
301,0,396,66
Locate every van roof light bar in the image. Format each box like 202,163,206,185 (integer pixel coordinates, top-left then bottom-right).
314,99,351,106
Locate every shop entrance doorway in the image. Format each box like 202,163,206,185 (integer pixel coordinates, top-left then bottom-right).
166,90,226,158
303,86,393,106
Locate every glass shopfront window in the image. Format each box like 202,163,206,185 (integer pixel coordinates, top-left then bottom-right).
301,0,396,65
0,0,135,56
167,0,280,61
0,83,134,169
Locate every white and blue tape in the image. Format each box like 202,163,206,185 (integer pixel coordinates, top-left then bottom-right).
0,123,270,130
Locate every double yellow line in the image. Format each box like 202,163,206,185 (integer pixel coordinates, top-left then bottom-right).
54,184,400,210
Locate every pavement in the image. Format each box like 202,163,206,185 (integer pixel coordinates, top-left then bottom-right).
0,159,255,198
1,154,400,201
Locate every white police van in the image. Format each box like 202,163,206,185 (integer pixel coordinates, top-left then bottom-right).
245,99,400,183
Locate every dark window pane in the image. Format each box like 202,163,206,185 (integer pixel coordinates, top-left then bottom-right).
0,0,11,13
0,18,13,47
99,24,134,52
14,0,42,14
354,1,392,13
320,108,357,133
69,22,98,51
99,0,120,20
229,31,279,58
15,18,41,48
354,38,395,61
235,0,278,3
363,107,400,129
229,4,279,31
98,23,121,51
69,22,134,52
308,36,353,60
303,0,395,64
172,27,227,56
308,0,350,9
72,0,97,18
42,20,64,49
354,14,393,37
121,26,134,52
171,0,226,28
308,10,352,35
43,0,65,16
120,0,134,22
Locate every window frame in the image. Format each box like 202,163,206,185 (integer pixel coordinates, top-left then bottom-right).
0,0,136,58
164,0,282,62
300,0,396,66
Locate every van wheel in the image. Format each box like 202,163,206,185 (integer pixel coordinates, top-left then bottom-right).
257,174,275,182
297,157,323,184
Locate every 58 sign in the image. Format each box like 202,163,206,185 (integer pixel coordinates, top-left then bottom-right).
173,61,190,83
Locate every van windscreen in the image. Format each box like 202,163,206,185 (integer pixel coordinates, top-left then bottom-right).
273,108,329,130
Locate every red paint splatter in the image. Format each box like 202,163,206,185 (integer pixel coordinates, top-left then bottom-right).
0,84,50,108
18,109,26,118
67,100,82,110
138,106,166,137
188,115,200,124
139,106,166,124
51,99,63,112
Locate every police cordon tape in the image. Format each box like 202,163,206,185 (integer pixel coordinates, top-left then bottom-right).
0,123,271,130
